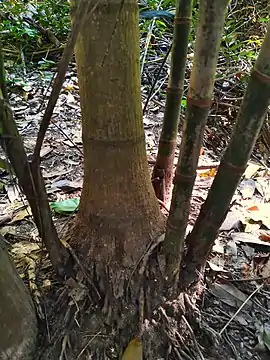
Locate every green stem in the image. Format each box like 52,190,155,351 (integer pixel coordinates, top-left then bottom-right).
152,0,193,202
164,0,230,286
181,22,270,288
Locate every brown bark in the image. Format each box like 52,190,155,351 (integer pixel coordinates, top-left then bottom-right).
38,3,229,359
69,0,165,340
71,0,164,264
0,238,37,360
61,4,167,357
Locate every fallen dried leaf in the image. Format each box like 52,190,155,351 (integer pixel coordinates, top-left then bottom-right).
9,207,32,224
210,282,252,309
244,162,261,179
198,167,217,178
239,179,256,199
122,338,143,360
232,232,270,247
259,231,270,243
208,260,228,273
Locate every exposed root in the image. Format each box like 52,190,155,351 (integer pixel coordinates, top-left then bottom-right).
182,315,205,360
36,235,220,360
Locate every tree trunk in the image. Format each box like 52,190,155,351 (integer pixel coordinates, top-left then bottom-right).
164,0,229,286
0,238,37,360
180,22,270,289
68,0,165,356
151,0,192,203
72,0,164,257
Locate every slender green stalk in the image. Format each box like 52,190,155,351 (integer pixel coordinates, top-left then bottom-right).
0,44,8,100
140,0,163,76
181,22,270,288
152,0,192,202
143,43,172,115
164,0,230,286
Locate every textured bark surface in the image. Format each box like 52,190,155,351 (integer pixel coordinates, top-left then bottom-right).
71,0,163,268
181,22,270,289
0,239,37,360
163,0,230,286
152,0,192,203
37,3,236,359
0,100,70,275
65,1,165,356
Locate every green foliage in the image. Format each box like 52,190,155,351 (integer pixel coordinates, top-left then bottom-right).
0,0,70,54
37,59,57,69
50,198,80,215
33,0,70,38
1,2,37,44
181,98,187,109
220,1,269,64
0,0,269,78
5,72,32,91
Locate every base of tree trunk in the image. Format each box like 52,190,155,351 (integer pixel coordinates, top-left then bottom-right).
38,283,218,360
37,231,218,360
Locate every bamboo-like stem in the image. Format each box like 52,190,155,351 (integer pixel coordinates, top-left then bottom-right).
152,0,192,202
0,100,71,275
0,44,7,100
0,45,71,276
181,22,270,288
164,0,230,286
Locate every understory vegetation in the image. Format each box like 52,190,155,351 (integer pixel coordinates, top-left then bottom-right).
1,0,270,156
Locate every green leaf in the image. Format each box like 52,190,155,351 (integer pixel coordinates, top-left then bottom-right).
181,98,187,108
259,17,269,23
38,59,56,70
50,198,80,214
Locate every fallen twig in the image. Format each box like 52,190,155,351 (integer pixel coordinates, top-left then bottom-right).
219,283,264,335
148,156,220,170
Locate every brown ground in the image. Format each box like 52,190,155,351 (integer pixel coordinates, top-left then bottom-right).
1,61,269,359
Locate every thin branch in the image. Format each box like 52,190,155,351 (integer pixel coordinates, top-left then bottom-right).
143,42,172,115
219,283,264,335
32,0,96,162
0,44,8,100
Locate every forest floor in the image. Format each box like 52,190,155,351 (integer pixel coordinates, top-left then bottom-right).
2,7,270,354
1,60,270,360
